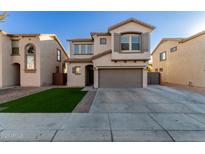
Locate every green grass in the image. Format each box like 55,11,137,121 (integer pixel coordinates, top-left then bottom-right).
0,88,87,113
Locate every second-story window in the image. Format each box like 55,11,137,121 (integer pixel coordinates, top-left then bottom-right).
57,49,61,62
74,44,80,54
120,36,129,50
120,34,141,51
11,40,20,55
170,46,177,53
100,38,107,45
25,43,36,71
87,45,92,54
81,45,86,54
74,44,92,55
160,51,166,61
132,36,141,50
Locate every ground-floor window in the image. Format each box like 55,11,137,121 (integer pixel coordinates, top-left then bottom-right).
25,43,36,72
72,66,81,75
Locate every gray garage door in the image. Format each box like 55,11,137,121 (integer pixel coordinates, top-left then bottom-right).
99,68,143,88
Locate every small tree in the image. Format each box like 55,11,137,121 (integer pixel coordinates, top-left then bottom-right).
147,63,153,72
0,12,8,22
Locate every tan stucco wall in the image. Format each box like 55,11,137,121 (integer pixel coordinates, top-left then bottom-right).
67,22,152,88
110,22,152,60
70,41,94,59
67,62,92,87
110,22,153,34
93,53,147,67
39,35,68,86
0,33,68,88
152,35,205,87
0,35,3,87
17,37,41,87
69,35,111,58
0,34,21,87
152,40,179,83
93,35,111,55
93,53,147,88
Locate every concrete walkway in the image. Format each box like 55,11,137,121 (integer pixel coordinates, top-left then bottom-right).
1,86,205,141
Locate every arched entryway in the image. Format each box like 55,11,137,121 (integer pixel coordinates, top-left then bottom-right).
12,63,20,86
85,65,94,86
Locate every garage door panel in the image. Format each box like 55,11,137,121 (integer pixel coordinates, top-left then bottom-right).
99,69,142,88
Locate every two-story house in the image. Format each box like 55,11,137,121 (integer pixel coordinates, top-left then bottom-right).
66,18,155,88
0,30,68,88
152,30,205,88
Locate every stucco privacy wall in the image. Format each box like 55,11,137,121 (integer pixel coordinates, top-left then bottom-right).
67,62,92,87
152,34,205,87
93,53,148,88
39,35,67,86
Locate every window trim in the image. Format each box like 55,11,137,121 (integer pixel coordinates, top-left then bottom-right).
100,38,107,45
159,68,163,72
159,51,167,61
11,40,20,56
73,44,93,55
24,43,36,73
120,35,129,51
170,46,177,53
11,47,20,56
57,49,61,62
120,34,141,52
72,66,81,75
131,35,141,51
74,44,80,54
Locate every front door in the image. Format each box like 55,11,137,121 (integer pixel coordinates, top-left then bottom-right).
86,65,94,86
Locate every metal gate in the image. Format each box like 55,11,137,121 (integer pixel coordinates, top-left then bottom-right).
147,72,160,85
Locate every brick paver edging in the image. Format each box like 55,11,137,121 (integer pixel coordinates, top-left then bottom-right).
72,91,97,113
0,87,52,105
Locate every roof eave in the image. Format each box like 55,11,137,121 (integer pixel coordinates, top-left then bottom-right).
108,18,156,32
66,38,93,42
90,32,110,36
179,31,205,43
151,38,183,55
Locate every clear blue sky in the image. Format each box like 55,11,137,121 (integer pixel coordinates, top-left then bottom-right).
1,11,205,53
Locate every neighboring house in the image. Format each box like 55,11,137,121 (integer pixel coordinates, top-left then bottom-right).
0,30,68,88
66,18,155,88
152,30,205,87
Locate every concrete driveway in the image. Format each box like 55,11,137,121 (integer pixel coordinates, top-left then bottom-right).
89,86,205,141
1,86,205,141
90,86,205,113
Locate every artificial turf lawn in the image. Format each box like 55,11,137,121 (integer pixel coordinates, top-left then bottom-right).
0,88,87,113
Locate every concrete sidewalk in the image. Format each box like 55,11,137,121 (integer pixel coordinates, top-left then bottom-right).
1,86,205,141
1,113,205,141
